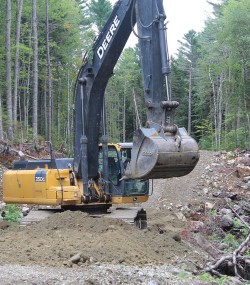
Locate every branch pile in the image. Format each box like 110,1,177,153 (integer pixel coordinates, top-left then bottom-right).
200,150,250,282
200,233,250,282
0,140,65,168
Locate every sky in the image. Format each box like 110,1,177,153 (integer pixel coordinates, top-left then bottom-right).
165,0,214,55
109,0,215,56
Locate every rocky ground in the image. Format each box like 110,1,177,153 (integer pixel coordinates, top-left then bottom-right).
0,148,250,284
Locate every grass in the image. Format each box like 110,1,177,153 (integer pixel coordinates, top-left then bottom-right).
2,204,22,223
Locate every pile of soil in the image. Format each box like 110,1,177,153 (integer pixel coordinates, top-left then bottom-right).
0,151,217,271
0,210,200,268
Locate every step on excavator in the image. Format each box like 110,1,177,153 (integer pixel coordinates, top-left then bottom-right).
3,0,199,228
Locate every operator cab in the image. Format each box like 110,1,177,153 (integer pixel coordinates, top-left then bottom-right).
98,143,149,197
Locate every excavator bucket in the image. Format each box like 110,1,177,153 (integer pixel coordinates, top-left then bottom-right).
123,127,199,180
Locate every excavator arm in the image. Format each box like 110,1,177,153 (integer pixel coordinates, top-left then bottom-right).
74,0,199,198
74,0,135,180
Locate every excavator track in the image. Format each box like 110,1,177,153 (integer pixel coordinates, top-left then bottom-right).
106,207,147,229
20,207,147,229
20,209,60,226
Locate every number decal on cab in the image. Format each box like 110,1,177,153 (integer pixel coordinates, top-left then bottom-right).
35,170,47,183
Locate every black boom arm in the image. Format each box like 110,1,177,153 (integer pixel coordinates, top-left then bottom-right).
74,0,199,197
74,0,136,182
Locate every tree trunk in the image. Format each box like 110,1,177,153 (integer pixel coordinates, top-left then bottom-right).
122,93,125,142
209,93,214,150
46,0,53,142
57,78,61,139
44,80,48,137
224,64,231,149
188,64,192,134
208,66,218,149
25,56,31,137
242,65,250,149
13,0,23,127
66,70,74,154
66,68,70,151
133,88,141,129
32,0,38,139
0,92,4,140
217,74,223,150
224,85,229,149
236,105,241,148
23,27,32,137
6,0,13,140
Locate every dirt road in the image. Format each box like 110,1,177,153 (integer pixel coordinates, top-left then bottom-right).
0,151,217,284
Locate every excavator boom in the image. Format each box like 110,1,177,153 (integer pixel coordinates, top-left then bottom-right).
74,0,199,191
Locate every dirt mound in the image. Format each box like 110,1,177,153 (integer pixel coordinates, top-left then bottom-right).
0,150,216,271
0,210,200,268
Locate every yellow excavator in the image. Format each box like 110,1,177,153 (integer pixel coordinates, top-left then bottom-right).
3,0,199,227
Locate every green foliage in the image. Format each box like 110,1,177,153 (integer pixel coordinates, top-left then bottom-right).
226,151,234,158
173,30,200,137
106,46,145,142
171,57,188,128
0,0,84,146
2,204,22,223
178,29,199,65
232,220,241,228
0,0,249,151
199,273,234,285
207,209,217,216
244,250,250,258
224,233,239,249
220,127,249,150
199,273,212,281
240,226,249,238
178,271,190,279
87,0,112,32
195,119,216,150
171,0,250,150
208,233,221,243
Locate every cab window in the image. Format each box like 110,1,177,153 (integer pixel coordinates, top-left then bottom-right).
98,146,121,186
120,148,131,171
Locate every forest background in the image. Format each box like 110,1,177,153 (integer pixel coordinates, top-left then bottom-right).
0,0,249,155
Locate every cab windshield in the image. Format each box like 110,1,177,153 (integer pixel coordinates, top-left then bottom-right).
124,179,149,196
98,146,121,186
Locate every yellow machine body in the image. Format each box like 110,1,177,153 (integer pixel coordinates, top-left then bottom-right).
3,144,150,208
3,168,81,206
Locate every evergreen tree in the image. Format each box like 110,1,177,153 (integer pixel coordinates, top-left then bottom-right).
106,46,144,142
174,30,199,136
87,0,112,32
0,0,249,152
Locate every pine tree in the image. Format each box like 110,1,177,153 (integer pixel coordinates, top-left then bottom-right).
88,0,112,32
